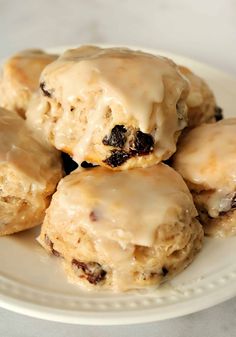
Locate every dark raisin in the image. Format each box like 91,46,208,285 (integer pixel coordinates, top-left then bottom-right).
44,234,61,257
214,106,223,121
72,259,106,284
80,161,98,168
45,234,53,248
87,270,107,284
104,150,130,167
162,267,169,276
133,131,154,155
163,157,173,166
89,211,98,221
72,260,87,273
40,82,53,98
52,249,61,257
102,125,127,148
61,152,78,175
231,195,236,209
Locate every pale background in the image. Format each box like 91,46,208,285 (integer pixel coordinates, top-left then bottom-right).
0,0,236,336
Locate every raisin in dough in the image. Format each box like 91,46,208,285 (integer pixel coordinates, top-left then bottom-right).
173,118,236,237
38,164,203,291
0,49,57,118
28,46,189,170
178,66,220,127
0,108,63,236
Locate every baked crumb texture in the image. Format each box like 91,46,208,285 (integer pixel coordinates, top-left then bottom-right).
173,119,236,238
38,164,203,291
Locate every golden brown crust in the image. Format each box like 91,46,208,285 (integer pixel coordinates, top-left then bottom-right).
178,65,216,127
192,189,236,238
0,108,63,236
0,50,58,117
39,218,203,290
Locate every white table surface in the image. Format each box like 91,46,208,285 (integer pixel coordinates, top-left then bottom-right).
0,0,236,335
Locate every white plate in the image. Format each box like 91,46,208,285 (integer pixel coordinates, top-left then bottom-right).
1,46,236,325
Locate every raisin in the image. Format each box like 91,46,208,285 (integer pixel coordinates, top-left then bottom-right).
102,125,127,148
87,271,107,285
80,161,98,168
162,267,169,276
104,150,130,167
61,152,78,175
149,272,157,279
214,106,223,121
231,195,236,209
52,249,61,257
163,158,173,166
89,211,98,221
44,234,52,247
44,234,61,257
40,82,53,98
72,259,106,284
133,131,154,155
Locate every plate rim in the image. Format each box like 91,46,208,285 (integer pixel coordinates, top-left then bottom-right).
1,282,236,325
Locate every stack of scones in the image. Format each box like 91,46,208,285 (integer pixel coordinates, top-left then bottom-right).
0,45,230,292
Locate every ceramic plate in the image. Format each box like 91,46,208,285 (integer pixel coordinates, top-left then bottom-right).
0,46,236,325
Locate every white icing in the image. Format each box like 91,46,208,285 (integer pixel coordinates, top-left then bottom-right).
0,107,60,190
174,119,236,216
49,164,197,290
58,164,196,247
40,46,188,164
26,93,56,147
174,119,236,190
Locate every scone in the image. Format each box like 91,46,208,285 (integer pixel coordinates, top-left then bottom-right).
0,107,63,236
0,49,57,118
173,119,236,237
178,66,222,127
28,46,190,170
38,164,203,291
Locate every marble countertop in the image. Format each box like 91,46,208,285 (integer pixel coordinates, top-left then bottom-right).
0,0,236,336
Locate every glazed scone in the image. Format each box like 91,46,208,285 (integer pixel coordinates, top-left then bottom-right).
0,49,57,118
38,164,203,291
178,66,221,127
29,46,189,170
173,119,236,237
0,107,63,236
26,95,83,175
